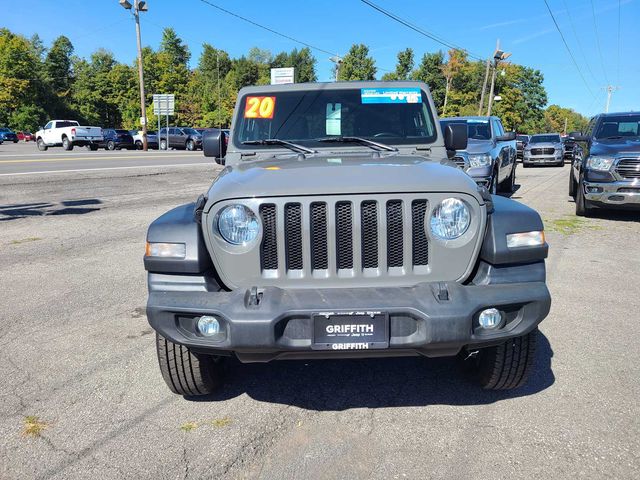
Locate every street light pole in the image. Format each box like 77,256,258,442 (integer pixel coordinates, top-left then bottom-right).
486,40,511,117
478,59,491,115
120,0,148,151
330,55,343,81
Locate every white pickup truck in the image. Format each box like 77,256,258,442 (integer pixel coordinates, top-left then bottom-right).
36,120,103,151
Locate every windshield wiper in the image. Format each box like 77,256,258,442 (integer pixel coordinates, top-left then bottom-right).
316,136,397,152
601,135,624,140
242,139,317,154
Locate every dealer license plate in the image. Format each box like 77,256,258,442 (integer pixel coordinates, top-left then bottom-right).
312,312,389,350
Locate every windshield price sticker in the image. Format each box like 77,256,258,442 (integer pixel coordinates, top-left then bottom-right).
361,88,422,104
244,96,276,119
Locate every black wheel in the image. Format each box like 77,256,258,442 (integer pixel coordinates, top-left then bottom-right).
106,140,116,151
186,139,195,151
575,178,593,217
569,172,576,199
89,144,98,151
62,136,73,151
156,333,222,396
465,328,538,390
37,138,48,151
135,140,142,150
160,139,167,150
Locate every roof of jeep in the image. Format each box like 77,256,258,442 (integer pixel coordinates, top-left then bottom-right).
237,80,430,95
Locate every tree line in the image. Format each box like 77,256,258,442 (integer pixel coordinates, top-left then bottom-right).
0,27,588,134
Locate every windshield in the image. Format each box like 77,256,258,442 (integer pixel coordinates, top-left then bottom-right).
440,119,491,140
115,129,129,134
182,128,200,135
0,128,10,132
233,87,437,149
530,134,561,143
595,115,640,139
516,135,529,141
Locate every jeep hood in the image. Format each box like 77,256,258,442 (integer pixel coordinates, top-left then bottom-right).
591,138,640,156
206,154,482,206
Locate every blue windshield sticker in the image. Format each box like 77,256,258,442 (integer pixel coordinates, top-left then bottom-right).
361,88,422,104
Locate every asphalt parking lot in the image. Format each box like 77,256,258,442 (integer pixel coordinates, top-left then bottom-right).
0,153,639,479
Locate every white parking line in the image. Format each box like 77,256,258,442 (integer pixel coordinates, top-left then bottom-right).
0,162,211,176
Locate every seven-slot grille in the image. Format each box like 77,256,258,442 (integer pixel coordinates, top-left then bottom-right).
530,147,555,155
616,158,640,179
260,199,429,273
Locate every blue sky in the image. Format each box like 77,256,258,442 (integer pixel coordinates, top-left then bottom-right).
3,0,638,116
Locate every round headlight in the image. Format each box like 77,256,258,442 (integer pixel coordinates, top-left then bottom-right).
217,204,260,245
430,198,470,240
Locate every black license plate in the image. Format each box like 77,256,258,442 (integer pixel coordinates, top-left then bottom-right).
312,312,389,350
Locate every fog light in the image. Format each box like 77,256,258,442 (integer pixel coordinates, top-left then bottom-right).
478,308,502,329
197,315,220,336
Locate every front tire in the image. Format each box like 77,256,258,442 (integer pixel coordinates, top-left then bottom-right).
37,138,48,151
160,139,167,150
569,172,576,199
156,333,222,396
499,163,516,193
106,140,116,151
468,328,538,390
575,178,593,217
135,140,142,150
186,139,195,151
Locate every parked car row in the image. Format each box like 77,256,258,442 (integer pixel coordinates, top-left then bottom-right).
29,120,223,151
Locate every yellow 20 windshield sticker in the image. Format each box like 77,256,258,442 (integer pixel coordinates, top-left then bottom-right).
244,96,276,119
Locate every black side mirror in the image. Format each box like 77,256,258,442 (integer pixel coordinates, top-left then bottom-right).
203,129,227,164
444,124,468,151
496,131,516,141
569,131,589,142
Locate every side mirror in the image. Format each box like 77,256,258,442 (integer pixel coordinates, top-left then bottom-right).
444,124,468,151
569,131,589,142
496,131,516,141
203,129,227,164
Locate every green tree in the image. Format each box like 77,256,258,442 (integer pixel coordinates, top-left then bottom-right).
544,105,588,134
412,51,446,111
45,35,74,95
160,27,190,66
382,48,414,81
337,44,376,81
9,104,47,132
492,64,547,132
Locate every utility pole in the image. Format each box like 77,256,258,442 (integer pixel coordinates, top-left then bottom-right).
330,55,343,81
478,59,491,115
604,85,620,113
563,117,568,135
120,0,149,150
487,40,511,117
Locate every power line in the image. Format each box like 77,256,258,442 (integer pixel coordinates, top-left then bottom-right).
561,0,599,85
197,0,337,57
542,0,596,99
359,0,484,61
590,0,609,84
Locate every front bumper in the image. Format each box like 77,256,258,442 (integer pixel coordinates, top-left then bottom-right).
147,281,551,362
523,155,563,165
583,180,640,208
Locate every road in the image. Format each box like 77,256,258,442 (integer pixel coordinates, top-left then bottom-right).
0,161,638,479
0,142,209,175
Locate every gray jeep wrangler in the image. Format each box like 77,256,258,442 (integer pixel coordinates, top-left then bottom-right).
144,81,550,396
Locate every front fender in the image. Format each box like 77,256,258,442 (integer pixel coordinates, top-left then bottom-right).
144,202,213,274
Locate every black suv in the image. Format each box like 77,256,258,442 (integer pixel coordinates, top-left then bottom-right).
157,127,202,151
99,129,135,150
569,112,640,216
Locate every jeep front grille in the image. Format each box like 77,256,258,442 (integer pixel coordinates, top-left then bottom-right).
616,158,640,179
260,198,428,272
208,193,485,289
